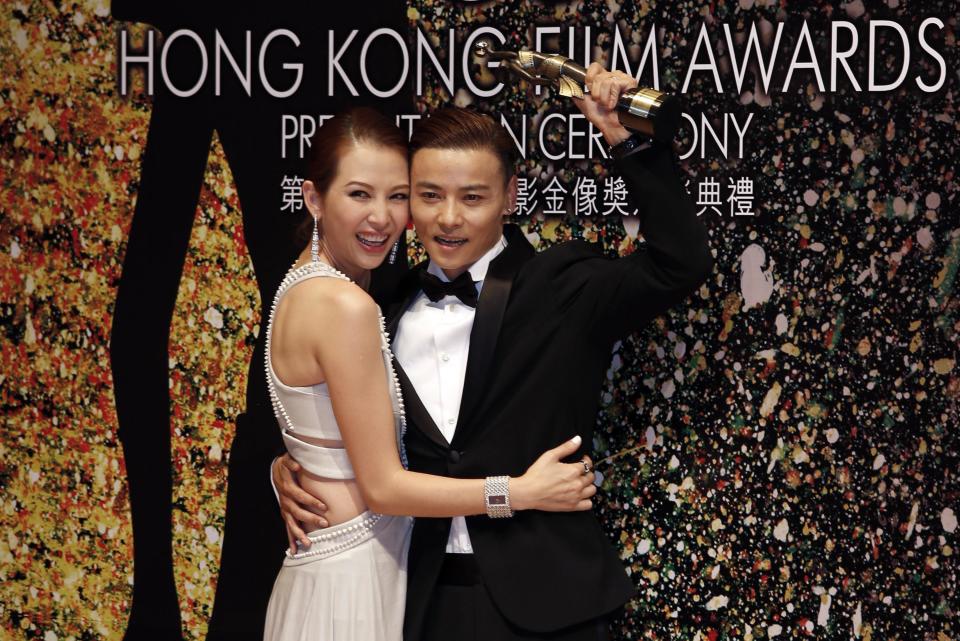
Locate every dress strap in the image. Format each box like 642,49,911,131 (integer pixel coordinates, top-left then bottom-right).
378,316,409,470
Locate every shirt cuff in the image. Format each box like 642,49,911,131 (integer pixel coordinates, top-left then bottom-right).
609,133,653,161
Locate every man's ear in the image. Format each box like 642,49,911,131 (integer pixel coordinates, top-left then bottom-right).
504,174,518,216
302,180,324,221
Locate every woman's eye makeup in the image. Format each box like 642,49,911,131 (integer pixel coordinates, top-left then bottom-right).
349,190,370,198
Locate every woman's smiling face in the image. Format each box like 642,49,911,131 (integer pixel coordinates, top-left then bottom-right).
303,142,410,280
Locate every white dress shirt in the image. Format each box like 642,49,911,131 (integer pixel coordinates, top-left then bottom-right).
392,234,507,554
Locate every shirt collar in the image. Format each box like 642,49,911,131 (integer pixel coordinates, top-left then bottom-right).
426,233,507,288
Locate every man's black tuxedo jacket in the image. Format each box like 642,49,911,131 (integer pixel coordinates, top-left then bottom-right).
385,142,714,638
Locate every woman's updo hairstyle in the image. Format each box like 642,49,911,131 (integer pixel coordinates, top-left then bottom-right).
305,107,407,195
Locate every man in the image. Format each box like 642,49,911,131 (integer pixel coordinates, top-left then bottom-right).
272,64,713,640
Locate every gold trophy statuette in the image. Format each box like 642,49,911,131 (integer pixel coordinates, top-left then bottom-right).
474,40,681,145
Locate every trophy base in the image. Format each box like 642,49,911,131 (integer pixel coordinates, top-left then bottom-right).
619,93,682,145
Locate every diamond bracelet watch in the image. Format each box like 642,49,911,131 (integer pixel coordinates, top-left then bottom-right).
484,475,514,518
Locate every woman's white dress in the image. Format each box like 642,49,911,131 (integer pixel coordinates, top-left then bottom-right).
262,260,413,641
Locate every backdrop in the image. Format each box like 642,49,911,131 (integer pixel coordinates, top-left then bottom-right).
1,1,957,640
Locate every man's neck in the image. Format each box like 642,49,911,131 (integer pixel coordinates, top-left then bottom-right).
441,265,471,280
431,233,507,283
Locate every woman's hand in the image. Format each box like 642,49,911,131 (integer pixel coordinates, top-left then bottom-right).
511,435,598,512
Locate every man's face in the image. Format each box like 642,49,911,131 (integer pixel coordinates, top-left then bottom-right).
410,148,516,280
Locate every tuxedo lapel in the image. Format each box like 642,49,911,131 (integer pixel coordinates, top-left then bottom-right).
451,225,536,448
392,359,449,450
385,262,426,338
385,262,449,449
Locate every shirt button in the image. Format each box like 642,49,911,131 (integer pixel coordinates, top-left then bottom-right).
447,418,455,425
440,353,450,362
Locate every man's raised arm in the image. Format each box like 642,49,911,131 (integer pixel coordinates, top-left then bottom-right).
573,64,714,341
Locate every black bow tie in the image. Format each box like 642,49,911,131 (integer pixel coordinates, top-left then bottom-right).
419,270,479,308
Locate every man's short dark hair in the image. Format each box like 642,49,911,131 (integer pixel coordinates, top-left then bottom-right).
409,107,517,184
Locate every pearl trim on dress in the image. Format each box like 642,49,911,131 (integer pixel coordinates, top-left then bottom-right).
285,512,384,560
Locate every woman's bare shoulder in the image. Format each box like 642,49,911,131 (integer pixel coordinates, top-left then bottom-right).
271,274,381,384
280,275,379,332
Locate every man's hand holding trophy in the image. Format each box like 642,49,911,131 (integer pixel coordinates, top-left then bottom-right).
474,40,681,146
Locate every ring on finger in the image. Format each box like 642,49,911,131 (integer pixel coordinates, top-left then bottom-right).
581,458,592,474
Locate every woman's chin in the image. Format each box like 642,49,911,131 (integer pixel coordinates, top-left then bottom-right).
349,250,390,272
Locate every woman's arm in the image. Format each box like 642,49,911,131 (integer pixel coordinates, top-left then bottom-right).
282,280,595,519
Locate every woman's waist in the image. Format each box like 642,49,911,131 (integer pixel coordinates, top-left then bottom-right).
298,472,368,527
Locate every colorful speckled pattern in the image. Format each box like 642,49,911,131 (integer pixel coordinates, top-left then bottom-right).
2,1,958,640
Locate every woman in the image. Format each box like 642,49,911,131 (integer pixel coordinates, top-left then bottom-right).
262,107,596,641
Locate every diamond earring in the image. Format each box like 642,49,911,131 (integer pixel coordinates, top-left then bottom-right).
311,216,320,263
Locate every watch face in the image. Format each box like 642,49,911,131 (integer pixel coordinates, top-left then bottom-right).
489,495,507,506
